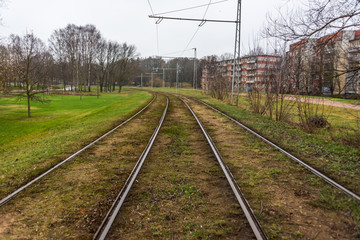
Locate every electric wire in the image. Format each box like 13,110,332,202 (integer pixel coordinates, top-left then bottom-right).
180,0,212,56
153,0,229,16
146,0,154,15
147,0,160,56
161,48,194,57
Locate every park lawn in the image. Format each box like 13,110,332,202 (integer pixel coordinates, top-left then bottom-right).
0,88,152,197
151,87,360,195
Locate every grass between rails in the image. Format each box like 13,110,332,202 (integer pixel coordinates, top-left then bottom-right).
150,88,360,195
0,94,166,239
107,95,254,239
0,88,152,198
186,97,359,239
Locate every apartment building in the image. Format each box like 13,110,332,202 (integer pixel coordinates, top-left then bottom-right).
287,30,360,95
347,30,360,94
201,55,281,91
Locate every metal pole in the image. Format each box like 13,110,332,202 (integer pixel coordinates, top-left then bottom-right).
231,0,242,105
141,73,143,87
176,63,179,93
151,72,154,88
236,0,242,106
163,68,165,88
193,48,197,90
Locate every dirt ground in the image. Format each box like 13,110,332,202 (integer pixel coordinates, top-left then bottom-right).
239,93,360,110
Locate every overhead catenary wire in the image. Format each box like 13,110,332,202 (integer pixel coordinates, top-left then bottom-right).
153,0,229,16
146,0,155,15
147,0,160,56
159,48,194,57
181,0,212,56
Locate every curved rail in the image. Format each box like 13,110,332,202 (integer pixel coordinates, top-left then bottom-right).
0,95,157,207
93,97,169,240
181,98,268,240
193,97,360,202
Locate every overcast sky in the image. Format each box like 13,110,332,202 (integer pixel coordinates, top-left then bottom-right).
0,0,296,58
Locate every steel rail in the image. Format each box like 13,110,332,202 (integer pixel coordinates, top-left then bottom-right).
193,98,360,202
181,98,268,240
0,95,157,207
93,97,169,240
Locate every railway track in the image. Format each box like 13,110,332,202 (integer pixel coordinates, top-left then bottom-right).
93,95,264,240
1,91,357,239
181,98,268,240
0,95,157,207
93,97,169,240
189,97,360,202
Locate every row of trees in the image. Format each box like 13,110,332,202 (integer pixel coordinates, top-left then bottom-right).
0,24,138,117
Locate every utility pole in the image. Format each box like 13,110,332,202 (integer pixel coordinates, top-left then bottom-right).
231,0,242,105
176,63,179,93
153,67,176,88
150,6,241,94
151,72,154,88
193,48,197,90
163,68,166,88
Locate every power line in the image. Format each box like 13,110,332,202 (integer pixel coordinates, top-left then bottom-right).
146,0,154,14
160,48,194,57
153,0,229,16
149,16,238,24
147,0,160,56
202,0,212,20
181,0,212,56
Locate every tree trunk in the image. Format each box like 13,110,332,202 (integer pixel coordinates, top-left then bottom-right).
27,94,31,118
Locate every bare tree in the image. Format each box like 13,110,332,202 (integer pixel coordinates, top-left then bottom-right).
266,0,360,96
202,55,231,100
266,0,360,41
83,25,101,92
0,44,10,91
9,33,50,117
115,43,138,93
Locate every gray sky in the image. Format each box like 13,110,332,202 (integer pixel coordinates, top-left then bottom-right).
0,0,295,58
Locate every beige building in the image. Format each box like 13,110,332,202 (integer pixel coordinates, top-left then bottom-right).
287,30,360,95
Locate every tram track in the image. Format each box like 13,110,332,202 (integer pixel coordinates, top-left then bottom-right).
100,94,257,239
181,97,268,240
180,95,358,239
0,94,170,239
0,95,157,207
1,90,358,239
188,96,360,202
97,93,357,239
93,97,169,240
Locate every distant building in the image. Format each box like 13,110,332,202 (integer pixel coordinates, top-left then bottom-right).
201,55,281,92
347,30,360,94
287,30,360,95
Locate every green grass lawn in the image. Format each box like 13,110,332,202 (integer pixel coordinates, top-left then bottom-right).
0,88,152,197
